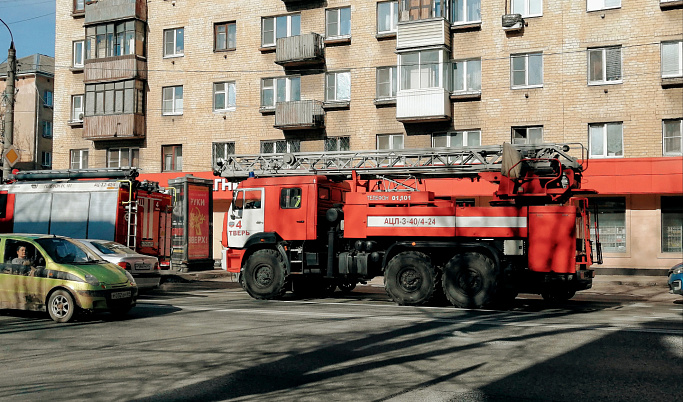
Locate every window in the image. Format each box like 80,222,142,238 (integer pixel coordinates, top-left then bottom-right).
377,1,398,33
452,59,481,93
325,137,350,151
325,71,351,102
590,197,626,253
376,66,398,99
261,14,301,47
261,77,301,108
163,27,184,57
213,82,236,112
511,0,542,17
212,142,235,166
70,149,89,169
400,0,446,21
400,50,442,89
43,91,53,107
41,152,51,168
280,188,302,209
71,95,84,122
511,53,543,88
662,41,683,78
663,119,682,156
261,140,300,154
661,196,683,253
326,7,351,38
162,145,182,172
377,134,404,150
589,122,623,158
451,0,481,23
587,0,620,12
73,40,84,68
162,85,183,115
107,148,139,168
512,126,543,144
214,22,236,51
588,46,622,84
85,21,145,59
85,80,144,116
41,121,52,138
433,130,481,147
74,0,84,13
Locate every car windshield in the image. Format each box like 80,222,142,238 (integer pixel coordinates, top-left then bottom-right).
36,238,101,264
95,242,136,255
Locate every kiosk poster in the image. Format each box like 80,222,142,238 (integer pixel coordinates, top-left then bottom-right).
188,184,210,259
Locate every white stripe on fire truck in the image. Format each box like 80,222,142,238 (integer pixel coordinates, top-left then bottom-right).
366,216,527,228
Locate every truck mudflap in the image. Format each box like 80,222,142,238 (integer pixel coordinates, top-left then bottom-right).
223,248,246,273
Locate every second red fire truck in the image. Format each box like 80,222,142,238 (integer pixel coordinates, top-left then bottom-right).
215,143,602,308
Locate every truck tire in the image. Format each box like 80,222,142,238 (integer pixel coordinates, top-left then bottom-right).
442,252,497,308
243,249,287,300
384,251,436,306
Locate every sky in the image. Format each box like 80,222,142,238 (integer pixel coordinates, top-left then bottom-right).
0,0,56,61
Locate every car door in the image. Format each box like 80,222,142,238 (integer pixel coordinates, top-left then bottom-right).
227,188,265,248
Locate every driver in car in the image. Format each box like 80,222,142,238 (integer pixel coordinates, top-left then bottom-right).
12,246,38,276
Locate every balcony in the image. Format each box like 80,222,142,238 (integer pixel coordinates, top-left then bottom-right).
397,18,451,51
83,114,145,140
396,88,451,122
84,55,147,83
274,100,325,130
85,0,147,24
275,33,325,68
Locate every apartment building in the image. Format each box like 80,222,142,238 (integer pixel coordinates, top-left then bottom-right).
0,54,54,171
53,0,682,271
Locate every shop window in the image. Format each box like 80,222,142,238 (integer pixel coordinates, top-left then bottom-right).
662,196,683,253
590,197,626,253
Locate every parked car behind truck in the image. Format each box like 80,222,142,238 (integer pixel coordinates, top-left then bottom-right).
78,239,161,290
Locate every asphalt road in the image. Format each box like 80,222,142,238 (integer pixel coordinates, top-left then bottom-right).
1,280,681,402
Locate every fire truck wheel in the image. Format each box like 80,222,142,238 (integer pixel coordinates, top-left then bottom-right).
243,249,287,300
338,281,356,293
442,252,497,309
384,251,436,306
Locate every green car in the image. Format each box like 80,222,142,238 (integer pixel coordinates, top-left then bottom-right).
0,234,138,322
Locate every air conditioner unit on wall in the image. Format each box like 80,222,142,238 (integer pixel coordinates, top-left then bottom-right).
502,14,524,31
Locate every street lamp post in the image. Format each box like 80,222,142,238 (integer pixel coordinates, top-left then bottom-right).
1,18,16,182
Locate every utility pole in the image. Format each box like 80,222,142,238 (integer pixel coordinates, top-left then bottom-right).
1,18,15,182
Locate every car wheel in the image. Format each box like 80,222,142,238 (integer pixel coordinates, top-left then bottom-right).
338,280,356,294
48,289,77,323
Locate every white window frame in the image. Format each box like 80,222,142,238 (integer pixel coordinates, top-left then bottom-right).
70,149,89,169
163,27,184,58
452,58,482,94
432,130,481,147
107,147,140,168
71,94,84,122
663,119,683,156
512,126,543,145
377,1,398,34
589,122,624,158
376,66,397,100
662,41,683,78
587,0,621,12
261,139,300,154
377,134,404,150
511,0,543,17
326,7,351,39
41,151,52,168
400,49,444,90
162,85,183,115
588,46,622,85
510,53,543,89
451,0,482,24
260,77,301,108
213,82,236,112
73,40,84,68
212,142,236,166
325,71,351,102
261,14,301,47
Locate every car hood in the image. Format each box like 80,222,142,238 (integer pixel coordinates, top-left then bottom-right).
65,263,129,284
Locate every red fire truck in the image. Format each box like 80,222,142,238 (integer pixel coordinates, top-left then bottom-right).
0,168,174,267
215,144,602,308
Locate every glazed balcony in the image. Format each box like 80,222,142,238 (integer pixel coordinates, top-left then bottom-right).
83,114,145,140
274,100,325,130
84,55,147,83
275,33,325,68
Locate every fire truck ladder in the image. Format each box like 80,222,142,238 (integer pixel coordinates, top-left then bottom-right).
214,143,584,181
126,200,139,250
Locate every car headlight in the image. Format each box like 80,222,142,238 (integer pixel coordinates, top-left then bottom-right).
673,267,683,275
124,270,137,286
84,274,101,286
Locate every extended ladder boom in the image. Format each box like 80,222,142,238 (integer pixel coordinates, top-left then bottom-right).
214,143,583,181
